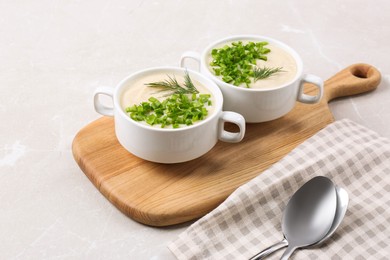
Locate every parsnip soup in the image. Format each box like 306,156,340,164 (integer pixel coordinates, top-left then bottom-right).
121,71,215,129
207,40,297,89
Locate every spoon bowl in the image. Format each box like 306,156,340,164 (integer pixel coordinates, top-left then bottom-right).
310,186,349,247
249,176,338,260
280,176,337,259
249,186,348,259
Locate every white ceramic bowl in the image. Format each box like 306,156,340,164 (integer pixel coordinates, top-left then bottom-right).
180,35,324,123
93,67,246,163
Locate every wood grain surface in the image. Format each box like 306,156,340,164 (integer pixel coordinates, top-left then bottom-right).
72,64,381,226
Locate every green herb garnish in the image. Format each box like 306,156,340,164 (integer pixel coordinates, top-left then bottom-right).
210,41,270,87
145,70,199,96
253,66,284,82
126,93,211,128
210,41,285,88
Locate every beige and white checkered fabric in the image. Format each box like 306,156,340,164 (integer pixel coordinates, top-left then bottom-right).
168,119,390,259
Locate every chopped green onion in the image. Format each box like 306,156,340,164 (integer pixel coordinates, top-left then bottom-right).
126,93,211,128
210,41,277,87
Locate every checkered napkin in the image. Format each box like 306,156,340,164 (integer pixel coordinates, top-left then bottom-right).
167,119,390,259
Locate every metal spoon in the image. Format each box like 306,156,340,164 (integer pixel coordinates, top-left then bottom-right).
249,176,337,260
310,186,348,246
250,186,348,259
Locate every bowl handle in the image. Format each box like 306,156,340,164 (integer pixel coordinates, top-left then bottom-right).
218,111,246,143
94,87,114,117
180,51,201,71
297,74,324,104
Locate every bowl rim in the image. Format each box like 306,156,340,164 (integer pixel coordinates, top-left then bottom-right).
200,34,304,92
113,66,224,132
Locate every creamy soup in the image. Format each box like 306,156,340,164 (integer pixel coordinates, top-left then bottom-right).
207,41,298,89
121,72,215,128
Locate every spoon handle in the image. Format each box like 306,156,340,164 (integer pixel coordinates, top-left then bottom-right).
249,238,288,260
280,245,297,260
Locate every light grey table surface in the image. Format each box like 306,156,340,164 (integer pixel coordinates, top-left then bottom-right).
1,0,389,259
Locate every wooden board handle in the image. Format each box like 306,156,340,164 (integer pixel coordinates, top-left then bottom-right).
323,63,381,102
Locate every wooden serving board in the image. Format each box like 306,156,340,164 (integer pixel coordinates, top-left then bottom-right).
73,64,380,226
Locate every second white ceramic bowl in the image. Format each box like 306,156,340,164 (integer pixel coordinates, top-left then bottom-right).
181,35,324,123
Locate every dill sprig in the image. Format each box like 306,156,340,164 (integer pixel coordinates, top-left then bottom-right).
145,70,199,95
183,71,198,93
253,66,284,82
